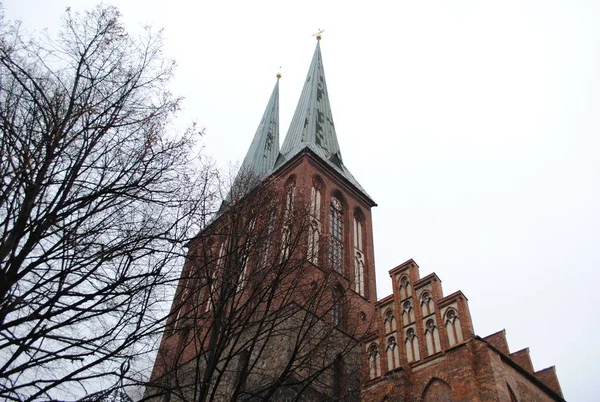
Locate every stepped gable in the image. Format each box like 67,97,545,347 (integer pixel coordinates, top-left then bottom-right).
363,259,565,401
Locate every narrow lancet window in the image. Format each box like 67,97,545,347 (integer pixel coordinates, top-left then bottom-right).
405,327,420,363
353,213,365,296
281,181,295,260
308,183,322,264
424,319,442,356
329,197,344,274
368,343,381,379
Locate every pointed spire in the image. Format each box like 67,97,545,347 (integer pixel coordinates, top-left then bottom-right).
237,76,280,181
277,40,373,203
280,41,342,165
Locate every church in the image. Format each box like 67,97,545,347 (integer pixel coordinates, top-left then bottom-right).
147,37,565,402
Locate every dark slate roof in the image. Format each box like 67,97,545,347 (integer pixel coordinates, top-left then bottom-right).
276,41,372,201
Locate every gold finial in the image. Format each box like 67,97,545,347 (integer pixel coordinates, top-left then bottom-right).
276,66,282,79
313,29,325,41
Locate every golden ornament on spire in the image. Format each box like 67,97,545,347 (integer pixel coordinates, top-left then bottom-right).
313,29,325,41
276,66,282,79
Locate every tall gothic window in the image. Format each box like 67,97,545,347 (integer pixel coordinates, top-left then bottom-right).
308,182,322,264
405,327,420,363
353,212,365,296
260,208,277,270
281,181,295,260
329,197,344,274
206,242,226,313
368,343,381,379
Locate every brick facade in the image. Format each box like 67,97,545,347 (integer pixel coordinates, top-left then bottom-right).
362,260,564,401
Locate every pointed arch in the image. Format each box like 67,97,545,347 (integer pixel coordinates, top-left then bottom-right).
367,343,381,379
399,275,412,299
281,177,296,260
424,318,441,356
308,177,323,264
422,378,452,402
445,309,463,346
383,309,396,333
386,335,400,371
353,207,366,297
405,327,420,363
420,291,435,316
329,194,344,274
402,300,415,326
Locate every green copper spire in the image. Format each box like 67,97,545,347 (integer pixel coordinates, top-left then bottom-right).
238,77,280,181
278,41,372,201
280,41,341,163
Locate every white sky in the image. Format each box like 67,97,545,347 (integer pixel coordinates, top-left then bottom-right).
5,1,599,400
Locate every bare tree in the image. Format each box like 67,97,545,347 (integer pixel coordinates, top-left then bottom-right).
0,6,216,400
146,173,373,402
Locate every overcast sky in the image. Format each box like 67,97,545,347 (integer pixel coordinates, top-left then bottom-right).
5,1,599,400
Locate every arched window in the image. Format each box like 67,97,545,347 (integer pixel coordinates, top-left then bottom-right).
384,309,396,333
237,217,256,292
399,275,412,299
422,378,452,402
367,343,381,379
259,208,277,270
307,182,322,264
424,318,441,356
329,197,344,274
405,327,420,363
402,300,415,326
386,336,400,371
420,291,435,316
281,180,295,260
445,309,463,346
172,286,189,333
353,211,365,296
206,242,226,312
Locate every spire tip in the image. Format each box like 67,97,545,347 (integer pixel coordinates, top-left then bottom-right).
313,29,325,41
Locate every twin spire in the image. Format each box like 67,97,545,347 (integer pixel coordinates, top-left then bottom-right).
237,40,370,199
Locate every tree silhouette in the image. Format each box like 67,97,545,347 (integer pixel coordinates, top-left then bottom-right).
146,173,372,402
0,6,214,400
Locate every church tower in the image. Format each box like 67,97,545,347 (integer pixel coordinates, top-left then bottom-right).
147,38,378,402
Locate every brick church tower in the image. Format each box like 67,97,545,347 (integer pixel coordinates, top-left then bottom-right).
147,38,378,401
147,39,564,401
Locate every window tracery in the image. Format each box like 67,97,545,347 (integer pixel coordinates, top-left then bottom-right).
384,309,396,333
353,211,365,296
424,318,441,356
420,291,435,316
386,336,400,370
368,343,381,379
329,197,344,274
399,275,412,299
405,327,420,363
308,182,322,264
445,309,463,346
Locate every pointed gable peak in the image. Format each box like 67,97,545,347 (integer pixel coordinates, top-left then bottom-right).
237,77,280,183
280,41,342,165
